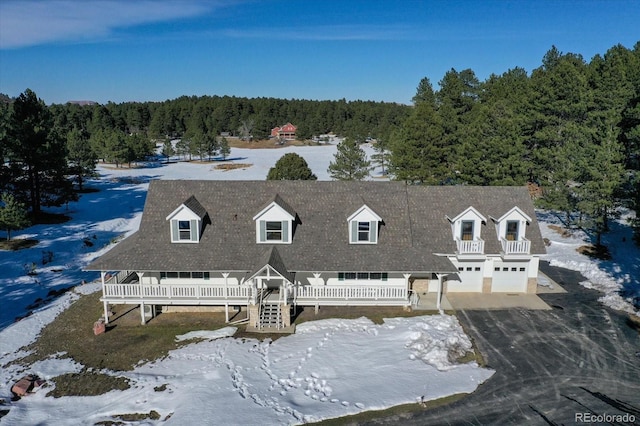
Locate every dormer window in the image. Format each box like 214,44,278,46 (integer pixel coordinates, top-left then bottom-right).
262,220,287,242
166,195,207,244
357,221,371,242
490,207,531,242
253,195,295,244
178,220,192,240
348,204,382,244
446,207,486,242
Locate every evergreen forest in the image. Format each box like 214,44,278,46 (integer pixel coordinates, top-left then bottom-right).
1,43,639,244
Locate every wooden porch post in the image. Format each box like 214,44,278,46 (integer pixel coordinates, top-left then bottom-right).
403,273,411,300
103,300,109,324
101,272,109,324
436,273,443,312
223,272,230,322
140,303,146,325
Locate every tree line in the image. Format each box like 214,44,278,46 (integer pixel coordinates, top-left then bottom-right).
1,42,639,245
386,43,640,244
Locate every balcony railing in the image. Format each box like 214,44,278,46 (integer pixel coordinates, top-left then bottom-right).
501,237,531,255
295,285,407,303
102,283,250,303
456,238,485,255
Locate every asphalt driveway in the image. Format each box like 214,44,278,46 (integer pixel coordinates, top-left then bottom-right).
371,262,640,425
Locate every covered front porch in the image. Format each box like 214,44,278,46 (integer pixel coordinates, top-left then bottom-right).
98,267,450,327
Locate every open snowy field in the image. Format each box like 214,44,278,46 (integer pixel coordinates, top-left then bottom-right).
0,143,638,424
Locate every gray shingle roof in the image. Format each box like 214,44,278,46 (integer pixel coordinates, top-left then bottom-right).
248,246,295,283
86,181,545,274
182,195,207,219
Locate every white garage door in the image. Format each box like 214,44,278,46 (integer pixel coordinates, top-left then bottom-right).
447,266,483,292
491,262,528,292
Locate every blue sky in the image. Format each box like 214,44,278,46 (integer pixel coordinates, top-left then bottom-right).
1,0,638,105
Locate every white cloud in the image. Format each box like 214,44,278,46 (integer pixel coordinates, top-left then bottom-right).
0,0,220,49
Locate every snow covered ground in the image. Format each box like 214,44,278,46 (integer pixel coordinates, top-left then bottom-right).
538,210,640,316
1,308,491,425
0,143,638,424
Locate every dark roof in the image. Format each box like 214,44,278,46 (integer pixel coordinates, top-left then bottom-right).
182,195,207,219
255,193,296,219
86,181,545,273
248,246,295,283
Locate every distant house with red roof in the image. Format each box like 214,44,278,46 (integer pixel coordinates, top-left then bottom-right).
270,123,297,140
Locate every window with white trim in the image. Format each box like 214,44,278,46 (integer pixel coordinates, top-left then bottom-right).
258,220,290,243
350,220,378,244
178,221,191,240
358,222,370,241
266,221,283,241
170,218,200,243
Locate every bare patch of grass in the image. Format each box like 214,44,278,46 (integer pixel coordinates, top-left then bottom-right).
213,163,253,171
0,238,39,251
547,224,572,238
13,291,232,371
48,370,130,398
294,305,428,325
577,244,612,260
95,410,162,425
309,392,469,425
228,137,309,149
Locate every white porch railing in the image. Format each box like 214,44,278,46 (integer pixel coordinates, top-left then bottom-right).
456,238,484,254
295,285,407,302
501,237,531,255
102,283,250,301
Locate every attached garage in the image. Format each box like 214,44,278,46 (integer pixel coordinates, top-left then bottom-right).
446,261,484,292
491,261,528,293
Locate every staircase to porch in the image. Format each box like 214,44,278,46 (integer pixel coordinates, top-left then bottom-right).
249,288,294,333
259,303,283,329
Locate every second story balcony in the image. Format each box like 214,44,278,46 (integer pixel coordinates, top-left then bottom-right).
456,238,485,256
501,237,531,256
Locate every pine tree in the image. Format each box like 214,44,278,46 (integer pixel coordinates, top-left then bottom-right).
575,133,626,245
5,89,71,214
370,138,390,176
162,139,175,160
267,153,317,180
388,102,448,184
328,138,370,181
0,192,30,241
218,136,230,160
66,127,97,191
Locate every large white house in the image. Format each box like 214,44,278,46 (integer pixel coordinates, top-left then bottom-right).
86,181,546,329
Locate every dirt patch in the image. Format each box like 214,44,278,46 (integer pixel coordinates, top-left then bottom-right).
577,244,612,260
547,224,572,238
213,163,253,171
0,239,39,251
228,137,310,149
48,370,130,398
95,410,163,425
